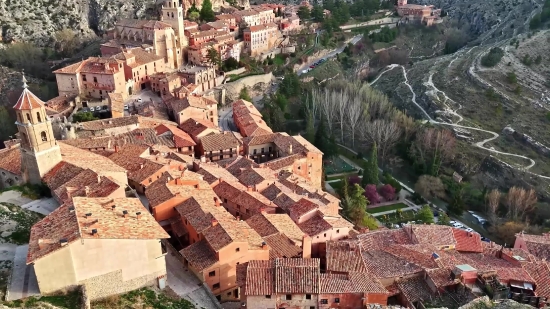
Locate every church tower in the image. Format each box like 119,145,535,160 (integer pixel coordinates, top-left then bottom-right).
161,0,188,49
14,75,62,185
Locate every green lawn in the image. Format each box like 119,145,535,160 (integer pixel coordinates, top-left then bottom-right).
367,203,407,214
380,210,417,224
328,180,344,191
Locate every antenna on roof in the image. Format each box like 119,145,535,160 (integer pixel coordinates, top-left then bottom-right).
22,70,28,89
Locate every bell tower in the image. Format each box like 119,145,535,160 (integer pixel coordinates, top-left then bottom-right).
161,0,187,49
14,74,62,185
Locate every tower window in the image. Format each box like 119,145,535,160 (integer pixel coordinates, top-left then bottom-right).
26,113,31,122
36,112,41,122
171,12,174,18
41,131,47,142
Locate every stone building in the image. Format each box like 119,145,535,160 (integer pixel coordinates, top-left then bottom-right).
167,94,218,126
197,131,241,161
243,23,281,57
0,145,24,189
396,0,442,26
14,77,62,185
179,66,220,92
27,197,169,300
232,99,273,137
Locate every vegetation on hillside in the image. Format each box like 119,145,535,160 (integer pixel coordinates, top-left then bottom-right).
481,47,504,67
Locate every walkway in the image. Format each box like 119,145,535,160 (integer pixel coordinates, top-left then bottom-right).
20,198,58,216
0,191,32,207
6,245,39,301
165,251,220,309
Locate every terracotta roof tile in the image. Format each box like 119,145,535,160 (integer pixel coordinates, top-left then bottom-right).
59,143,127,174
264,233,302,259
179,118,219,138
27,197,168,264
195,164,240,185
0,146,22,175
357,229,413,251
298,213,333,236
13,88,45,110
452,228,483,252
289,198,318,219
245,213,304,245
426,268,459,288
213,180,247,200
409,225,457,248
43,161,85,191
326,241,367,273
200,132,240,152
156,124,196,148
180,239,219,271
523,261,550,298
275,258,320,294
396,276,433,303
362,250,423,279
320,272,388,294
384,244,439,269
238,167,276,187
243,260,275,295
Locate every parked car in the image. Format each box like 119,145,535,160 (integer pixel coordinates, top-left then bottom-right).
124,105,129,110
452,222,464,228
89,106,95,112
137,97,143,103
309,65,315,69
465,228,474,233
481,237,490,242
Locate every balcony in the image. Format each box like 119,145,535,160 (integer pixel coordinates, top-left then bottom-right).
83,81,115,91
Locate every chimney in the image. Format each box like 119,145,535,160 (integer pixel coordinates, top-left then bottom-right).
260,207,266,214
214,197,221,207
261,241,268,250
66,186,77,200
211,218,218,226
201,156,206,163
247,186,253,192
91,229,98,237
123,210,128,218
136,212,142,219
84,186,90,196
302,235,311,258
59,239,68,246
288,144,292,154
97,174,101,184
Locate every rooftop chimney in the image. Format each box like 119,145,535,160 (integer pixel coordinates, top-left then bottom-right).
97,174,101,184
214,197,221,207
236,215,240,221
84,186,90,196
247,186,253,192
66,186,77,200
91,229,98,237
136,212,142,219
288,144,292,154
123,210,128,218
261,241,268,250
211,218,218,226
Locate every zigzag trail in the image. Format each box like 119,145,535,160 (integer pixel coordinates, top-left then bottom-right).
370,63,547,179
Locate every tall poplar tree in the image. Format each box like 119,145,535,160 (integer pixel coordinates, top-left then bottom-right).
362,142,379,186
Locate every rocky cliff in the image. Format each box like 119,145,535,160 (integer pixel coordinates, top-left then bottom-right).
0,0,247,46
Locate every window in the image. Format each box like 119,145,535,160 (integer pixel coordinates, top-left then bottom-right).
306,294,311,300
235,247,240,252
265,295,271,299
36,112,41,122
40,131,47,142
82,75,87,81
26,113,31,122
285,294,291,300
310,307,316,309
208,270,216,277
93,77,97,83
213,283,220,289
253,149,257,154
227,292,232,296
321,299,328,304
335,298,340,303
336,229,340,233
324,233,327,237
224,198,227,203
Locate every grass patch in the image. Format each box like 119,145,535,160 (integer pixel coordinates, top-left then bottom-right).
328,180,344,191
379,210,417,224
0,183,51,200
325,156,357,175
367,203,407,214
3,289,81,308
0,202,44,245
337,145,367,167
93,287,197,309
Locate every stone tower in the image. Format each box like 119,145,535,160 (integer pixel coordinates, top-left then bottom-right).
14,75,62,185
161,0,187,49
397,0,407,6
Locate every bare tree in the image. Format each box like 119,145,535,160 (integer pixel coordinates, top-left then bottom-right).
415,175,445,200
505,187,537,221
345,96,364,148
337,90,348,143
410,127,456,176
313,88,335,135
486,189,501,224
359,119,402,165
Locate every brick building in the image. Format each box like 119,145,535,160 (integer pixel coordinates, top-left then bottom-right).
243,23,281,57
197,131,241,161
232,99,273,137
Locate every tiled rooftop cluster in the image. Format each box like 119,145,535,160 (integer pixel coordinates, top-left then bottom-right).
232,99,273,137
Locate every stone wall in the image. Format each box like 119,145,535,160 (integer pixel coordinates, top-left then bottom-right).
217,72,273,104
78,269,166,301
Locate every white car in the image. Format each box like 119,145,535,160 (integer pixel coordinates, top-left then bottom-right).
137,98,143,103
89,106,95,112
465,228,474,233
452,222,464,228
124,105,129,110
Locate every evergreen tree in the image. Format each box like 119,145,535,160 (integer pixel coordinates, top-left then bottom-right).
313,117,337,157
342,184,368,226
416,205,435,224
438,212,451,226
200,0,216,22
362,143,379,186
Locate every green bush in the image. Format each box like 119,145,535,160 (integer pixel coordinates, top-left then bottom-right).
481,47,504,67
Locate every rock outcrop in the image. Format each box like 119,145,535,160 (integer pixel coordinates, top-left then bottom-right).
0,0,248,46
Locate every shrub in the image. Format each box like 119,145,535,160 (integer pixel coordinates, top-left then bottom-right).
481,47,504,67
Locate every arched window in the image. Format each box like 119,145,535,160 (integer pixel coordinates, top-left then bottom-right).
41,131,47,142
167,12,170,16
171,12,174,18
36,112,42,122
169,1,172,7
26,113,31,122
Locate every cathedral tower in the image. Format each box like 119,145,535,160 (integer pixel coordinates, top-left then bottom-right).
161,0,188,49
14,75,62,184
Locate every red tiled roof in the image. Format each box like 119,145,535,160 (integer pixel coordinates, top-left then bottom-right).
43,161,85,191
275,258,320,294
326,241,367,273
452,228,483,252
523,261,550,298
245,213,304,245
156,124,196,148
357,229,413,251
289,198,318,219
179,118,219,138
426,268,459,288
298,213,333,236
409,225,456,247
200,132,239,152
0,146,22,175
396,276,433,303
180,239,219,271
384,244,439,269
362,250,423,279
27,197,168,264
243,260,275,295
13,88,45,110
264,233,302,259
320,272,388,294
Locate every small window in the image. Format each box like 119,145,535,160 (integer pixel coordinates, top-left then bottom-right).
224,198,227,203
93,77,97,83
209,271,216,277
286,294,291,300
26,113,31,122
324,233,326,237
321,299,328,304
310,307,316,309
213,283,220,289
36,112,42,122
306,294,311,300
265,295,271,299
40,131,47,142
336,229,340,233
227,292,231,296
335,298,340,303
236,247,240,252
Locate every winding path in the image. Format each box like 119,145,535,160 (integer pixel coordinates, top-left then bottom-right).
371,63,546,178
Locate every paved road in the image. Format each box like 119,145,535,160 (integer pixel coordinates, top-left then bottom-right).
297,34,363,75
6,245,39,301
218,106,233,132
165,252,220,309
20,198,58,216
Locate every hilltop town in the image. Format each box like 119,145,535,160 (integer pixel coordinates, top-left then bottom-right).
1,0,550,308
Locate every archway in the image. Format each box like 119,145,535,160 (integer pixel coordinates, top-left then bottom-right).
128,86,133,95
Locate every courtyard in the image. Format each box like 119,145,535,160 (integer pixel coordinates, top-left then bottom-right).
324,156,358,176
